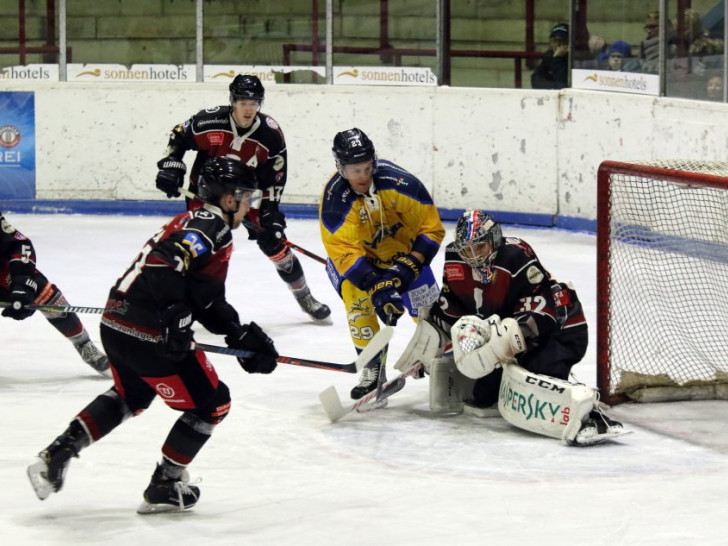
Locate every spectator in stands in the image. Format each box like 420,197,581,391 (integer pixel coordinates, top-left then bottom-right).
682,9,724,57
531,23,569,90
703,72,724,102
640,10,676,73
603,41,640,73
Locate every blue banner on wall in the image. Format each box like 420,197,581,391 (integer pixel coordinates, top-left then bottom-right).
0,92,35,199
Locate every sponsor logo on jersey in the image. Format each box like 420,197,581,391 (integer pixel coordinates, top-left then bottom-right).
182,232,209,257
445,263,465,281
207,132,223,145
204,107,221,114
526,265,544,284
216,224,230,242
14,231,27,240
266,117,279,130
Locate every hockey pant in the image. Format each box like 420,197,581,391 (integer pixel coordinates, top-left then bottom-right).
335,266,439,352
72,324,233,466
471,323,589,407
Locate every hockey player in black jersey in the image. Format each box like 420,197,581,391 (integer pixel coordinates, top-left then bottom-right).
28,157,279,513
0,211,109,375
154,73,331,322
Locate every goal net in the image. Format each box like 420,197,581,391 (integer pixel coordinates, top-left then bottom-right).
597,160,728,405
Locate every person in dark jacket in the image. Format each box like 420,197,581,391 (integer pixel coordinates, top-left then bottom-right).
531,23,569,90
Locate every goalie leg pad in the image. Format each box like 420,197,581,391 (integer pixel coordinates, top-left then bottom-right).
394,306,447,374
497,364,596,443
428,357,474,414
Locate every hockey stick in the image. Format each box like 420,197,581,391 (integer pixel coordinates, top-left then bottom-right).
318,361,424,423
0,302,105,314
180,187,327,265
0,301,394,374
193,326,393,374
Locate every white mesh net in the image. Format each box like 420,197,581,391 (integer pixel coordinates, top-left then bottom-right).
600,160,728,403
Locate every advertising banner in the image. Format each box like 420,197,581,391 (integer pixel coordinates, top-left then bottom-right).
571,69,660,96
0,92,35,199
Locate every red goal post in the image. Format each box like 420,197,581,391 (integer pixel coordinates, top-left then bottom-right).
597,160,728,405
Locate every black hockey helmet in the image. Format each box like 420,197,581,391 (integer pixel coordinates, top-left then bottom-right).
198,157,260,208
332,128,378,175
229,74,265,103
453,210,503,268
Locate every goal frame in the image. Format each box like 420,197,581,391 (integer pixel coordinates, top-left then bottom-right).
597,160,728,405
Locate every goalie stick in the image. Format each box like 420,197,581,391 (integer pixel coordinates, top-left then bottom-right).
318,361,424,423
180,187,327,265
0,301,394,374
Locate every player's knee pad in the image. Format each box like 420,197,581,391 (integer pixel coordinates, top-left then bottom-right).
429,357,474,414
497,364,596,444
193,381,231,426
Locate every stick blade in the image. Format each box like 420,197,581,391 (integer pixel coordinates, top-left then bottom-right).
354,326,394,372
318,386,347,423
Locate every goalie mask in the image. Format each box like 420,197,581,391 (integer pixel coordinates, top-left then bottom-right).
332,128,378,176
453,210,503,278
229,74,265,104
198,157,262,210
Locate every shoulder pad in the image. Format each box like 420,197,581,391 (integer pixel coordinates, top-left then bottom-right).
184,209,231,249
320,176,356,233
191,106,231,133
374,161,433,204
253,113,286,148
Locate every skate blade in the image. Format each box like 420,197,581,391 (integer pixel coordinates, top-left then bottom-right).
572,429,633,447
356,398,388,413
27,457,54,501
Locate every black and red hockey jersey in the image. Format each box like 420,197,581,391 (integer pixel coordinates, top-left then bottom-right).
165,106,287,202
102,205,241,341
430,237,586,350
0,212,36,290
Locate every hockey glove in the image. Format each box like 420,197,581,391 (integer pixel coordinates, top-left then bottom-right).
387,253,423,292
259,202,287,241
2,275,38,320
367,278,405,325
161,303,194,361
225,321,279,374
155,157,186,198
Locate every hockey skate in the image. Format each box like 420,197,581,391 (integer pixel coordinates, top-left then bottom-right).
569,410,629,446
137,464,200,515
75,339,111,377
294,288,332,322
351,358,385,400
27,423,87,500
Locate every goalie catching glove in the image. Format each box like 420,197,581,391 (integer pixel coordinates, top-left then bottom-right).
451,314,526,379
155,157,186,198
225,322,279,374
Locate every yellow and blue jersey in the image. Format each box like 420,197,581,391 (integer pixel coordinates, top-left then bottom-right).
319,159,445,290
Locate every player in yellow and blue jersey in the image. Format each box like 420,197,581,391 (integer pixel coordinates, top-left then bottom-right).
319,128,445,399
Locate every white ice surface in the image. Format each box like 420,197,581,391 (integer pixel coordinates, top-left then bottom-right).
2,214,727,546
